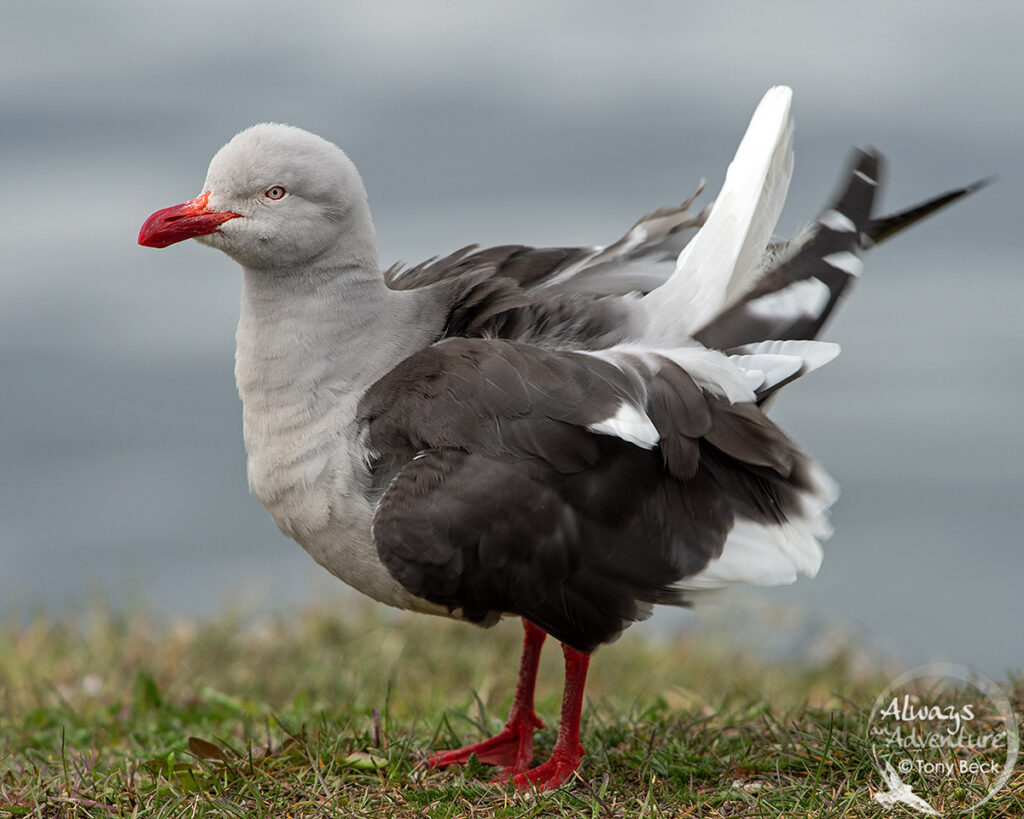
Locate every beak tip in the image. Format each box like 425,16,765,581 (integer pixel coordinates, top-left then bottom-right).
137,219,163,248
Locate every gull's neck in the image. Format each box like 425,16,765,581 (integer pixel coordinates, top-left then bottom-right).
236,260,441,402
234,257,444,537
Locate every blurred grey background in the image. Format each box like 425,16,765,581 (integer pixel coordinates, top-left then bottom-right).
2,2,1021,678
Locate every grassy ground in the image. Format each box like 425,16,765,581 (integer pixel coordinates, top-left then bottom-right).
1,601,1020,818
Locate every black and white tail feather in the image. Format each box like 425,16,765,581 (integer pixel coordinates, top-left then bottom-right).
366,85,985,651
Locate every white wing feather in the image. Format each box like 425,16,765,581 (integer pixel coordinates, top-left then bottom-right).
642,86,795,340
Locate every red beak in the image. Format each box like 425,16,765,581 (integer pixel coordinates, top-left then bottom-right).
138,191,240,248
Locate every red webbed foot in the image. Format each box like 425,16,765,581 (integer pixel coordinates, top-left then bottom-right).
425,709,544,772
508,741,584,790
425,623,592,791
426,619,547,774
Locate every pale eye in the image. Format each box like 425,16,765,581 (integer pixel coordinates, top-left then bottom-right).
264,186,286,200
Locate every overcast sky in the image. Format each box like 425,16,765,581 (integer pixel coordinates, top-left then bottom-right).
2,1,1022,676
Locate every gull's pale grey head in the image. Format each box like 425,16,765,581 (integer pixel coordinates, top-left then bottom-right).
139,123,377,271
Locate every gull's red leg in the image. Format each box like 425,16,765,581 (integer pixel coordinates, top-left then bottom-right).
427,619,546,773
510,642,589,791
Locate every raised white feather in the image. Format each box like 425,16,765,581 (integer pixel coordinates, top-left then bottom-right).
642,86,795,340
727,353,804,393
730,339,841,377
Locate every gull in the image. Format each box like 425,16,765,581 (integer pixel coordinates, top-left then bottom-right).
139,86,982,789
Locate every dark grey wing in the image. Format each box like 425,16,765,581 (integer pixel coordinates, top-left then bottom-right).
424,262,640,350
359,338,830,652
696,151,990,351
694,149,881,351
866,176,993,244
384,244,591,291
384,183,707,297
441,275,639,349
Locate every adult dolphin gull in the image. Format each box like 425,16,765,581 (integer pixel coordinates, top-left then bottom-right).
138,87,983,790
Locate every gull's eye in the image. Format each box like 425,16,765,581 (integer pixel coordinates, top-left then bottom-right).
264,186,286,201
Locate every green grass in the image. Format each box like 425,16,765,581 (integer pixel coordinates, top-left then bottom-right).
1,601,1021,817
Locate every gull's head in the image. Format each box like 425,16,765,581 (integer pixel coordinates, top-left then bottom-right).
139,123,374,271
